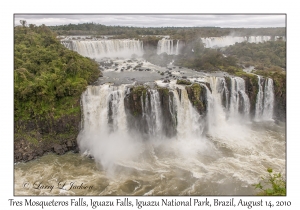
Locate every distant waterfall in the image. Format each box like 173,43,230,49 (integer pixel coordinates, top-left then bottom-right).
61,39,143,59
201,36,285,48
157,39,180,55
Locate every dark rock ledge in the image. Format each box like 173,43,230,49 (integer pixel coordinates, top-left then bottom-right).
14,137,79,163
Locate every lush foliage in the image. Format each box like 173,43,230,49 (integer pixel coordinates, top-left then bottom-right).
254,168,286,196
224,40,286,70
14,23,101,121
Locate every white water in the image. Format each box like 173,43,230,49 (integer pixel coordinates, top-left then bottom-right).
172,87,204,138
77,84,143,171
143,89,163,138
15,73,283,196
201,36,285,48
157,38,180,55
255,77,275,121
230,77,250,120
62,39,143,59
255,76,264,120
74,77,283,195
262,78,275,120
203,77,228,131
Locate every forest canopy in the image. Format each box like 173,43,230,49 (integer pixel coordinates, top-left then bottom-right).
14,23,101,121
49,22,286,41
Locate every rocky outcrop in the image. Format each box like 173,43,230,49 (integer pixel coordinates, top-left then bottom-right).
273,75,286,121
186,83,207,115
157,87,177,138
14,137,78,162
14,114,81,163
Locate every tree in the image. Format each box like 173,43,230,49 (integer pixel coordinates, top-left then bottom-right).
19,20,27,27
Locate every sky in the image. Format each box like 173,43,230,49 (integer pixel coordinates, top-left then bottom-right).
14,14,286,28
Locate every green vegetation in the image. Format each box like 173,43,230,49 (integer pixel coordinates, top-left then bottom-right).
157,87,170,97
254,168,286,196
14,22,101,122
132,85,147,96
127,86,149,117
176,79,192,85
224,40,286,70
48,23,285,40
185,83,206,114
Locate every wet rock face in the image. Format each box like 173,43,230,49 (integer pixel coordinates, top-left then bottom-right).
242,75,259,117
273,80,286,121
124,86,149,135
157,88,177,138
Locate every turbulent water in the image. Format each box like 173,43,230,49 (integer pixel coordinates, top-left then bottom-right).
201,36,285,48
15,72,285,195
14,39,285,196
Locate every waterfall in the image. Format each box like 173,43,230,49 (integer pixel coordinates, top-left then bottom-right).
254,77,275,121
157,39,180,55
79,84,128,135
255,76,264,120
204,77,229,130
142,89,163,137
229,77,250,119
109,86,128,132
61,41,72,50
262,78,275,120
201,36,284,48
172,87,204,138
77,75,277,169
62,39,144,59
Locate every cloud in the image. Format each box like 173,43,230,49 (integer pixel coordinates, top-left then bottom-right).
14,14,286,28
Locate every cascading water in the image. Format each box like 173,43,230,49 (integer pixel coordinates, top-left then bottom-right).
62,39,144,59
254,77,275,121
255,76,264,120
203,77,229,131
15,73,283,196
201,36,285,48
77,84,143,170
172,87,204,138
143,89,163,138
229,77,250,120
157,39,180,55
262,78,275,120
